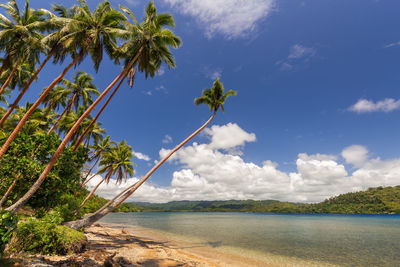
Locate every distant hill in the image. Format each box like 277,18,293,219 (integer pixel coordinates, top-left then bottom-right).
131,186,400,214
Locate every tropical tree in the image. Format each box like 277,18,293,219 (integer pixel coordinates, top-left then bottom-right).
65,78,237,229
0,0,50,96
0,3,77,129
59,107,105,145
74,140,134,215
72,1,180,151
4,1,180,214
0,0,126,159
80,136,113,188
47,71,99,134
0,61,35,91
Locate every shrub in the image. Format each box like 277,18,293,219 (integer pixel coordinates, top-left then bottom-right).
12,211,86,255
0,211,18,256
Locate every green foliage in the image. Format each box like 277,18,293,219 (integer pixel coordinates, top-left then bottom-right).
0,132,88,210
0,211,17,256
137,186,400,214
12,211,85,255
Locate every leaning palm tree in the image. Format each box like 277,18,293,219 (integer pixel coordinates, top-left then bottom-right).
73,2,180,151
80,136,114,188
4,2,180,214
0,0,126,160
48,71,99,134
65,79,236,229
0,60,35,91
0,4,75,129
74,140,134,215
59,107,105,145
0,0,49,96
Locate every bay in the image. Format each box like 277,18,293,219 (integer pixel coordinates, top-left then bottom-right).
101,212,400,266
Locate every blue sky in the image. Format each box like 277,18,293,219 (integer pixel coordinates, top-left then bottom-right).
7,0,400,202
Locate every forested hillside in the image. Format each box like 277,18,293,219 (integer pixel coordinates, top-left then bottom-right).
134,186,400,214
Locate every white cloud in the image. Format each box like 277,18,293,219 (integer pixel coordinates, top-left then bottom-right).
204,66,223,80
288,44,316,59
384,41,400,48
162,0,275,39
90,123,400,204
133,150,151,161
277,44,316,71
348,98,400,113
204,123,256,152
341,145,368,167
162,134,173,144
156,67,165,76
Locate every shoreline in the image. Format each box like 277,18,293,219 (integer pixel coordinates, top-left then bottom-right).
23,222,336,267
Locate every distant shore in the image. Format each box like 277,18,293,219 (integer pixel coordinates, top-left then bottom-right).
22,223,336,267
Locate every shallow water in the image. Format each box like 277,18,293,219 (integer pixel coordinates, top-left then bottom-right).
101,212,400,266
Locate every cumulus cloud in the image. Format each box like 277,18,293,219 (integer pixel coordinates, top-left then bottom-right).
348,98,400,113
277,44,316,71
162,0,275,39
89,124,400,204
341,145,368,167
132,150,151,161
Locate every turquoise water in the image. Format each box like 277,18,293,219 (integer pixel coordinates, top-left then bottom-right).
101,212,400,266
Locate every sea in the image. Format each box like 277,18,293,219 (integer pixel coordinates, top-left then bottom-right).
100,212,400,266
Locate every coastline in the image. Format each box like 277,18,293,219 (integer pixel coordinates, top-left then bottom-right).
24,222,336,267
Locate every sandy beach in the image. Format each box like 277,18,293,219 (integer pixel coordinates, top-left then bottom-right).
20,222,336,267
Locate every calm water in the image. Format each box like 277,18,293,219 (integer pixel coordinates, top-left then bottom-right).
101,212,400,266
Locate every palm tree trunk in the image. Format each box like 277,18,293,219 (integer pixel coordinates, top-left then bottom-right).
73,72,128,152
47,94,76,134
0,55,82,160
65,110,217,230
0,51,55,128
0,58,22,96
6,47,144,214
0,55,12,83
74,173,110,215
81,157,101,187
0,177,18,208
75,157,101,198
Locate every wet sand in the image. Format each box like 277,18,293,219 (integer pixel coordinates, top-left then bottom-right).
33,223,336,267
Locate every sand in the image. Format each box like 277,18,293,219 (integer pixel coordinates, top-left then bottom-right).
22,223,336,267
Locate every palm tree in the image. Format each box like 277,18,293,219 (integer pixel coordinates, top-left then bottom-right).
72,2,181,151
80,136,113,188
0,0,126,160
74,140,134,215
48,71,99,134
65,79,237,229
0,0,50,96
59,107,105,145
4,2,180,214
0,61,35,91
5,103,56,135
0,4,75,129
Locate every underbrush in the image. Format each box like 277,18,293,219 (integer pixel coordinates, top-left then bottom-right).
9,211,86,255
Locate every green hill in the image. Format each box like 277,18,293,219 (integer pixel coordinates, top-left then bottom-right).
133,186,400,214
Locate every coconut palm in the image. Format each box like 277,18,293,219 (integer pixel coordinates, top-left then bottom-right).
6,103,57,135
74,140,134,215
47,71,99,134
65,79,237,229
80,136,113,188
59,107,105,145
0,0,50,96
72,2,181,151
0,61,35,91
0,0,126,161
0,4,76,129
4,2,180,214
